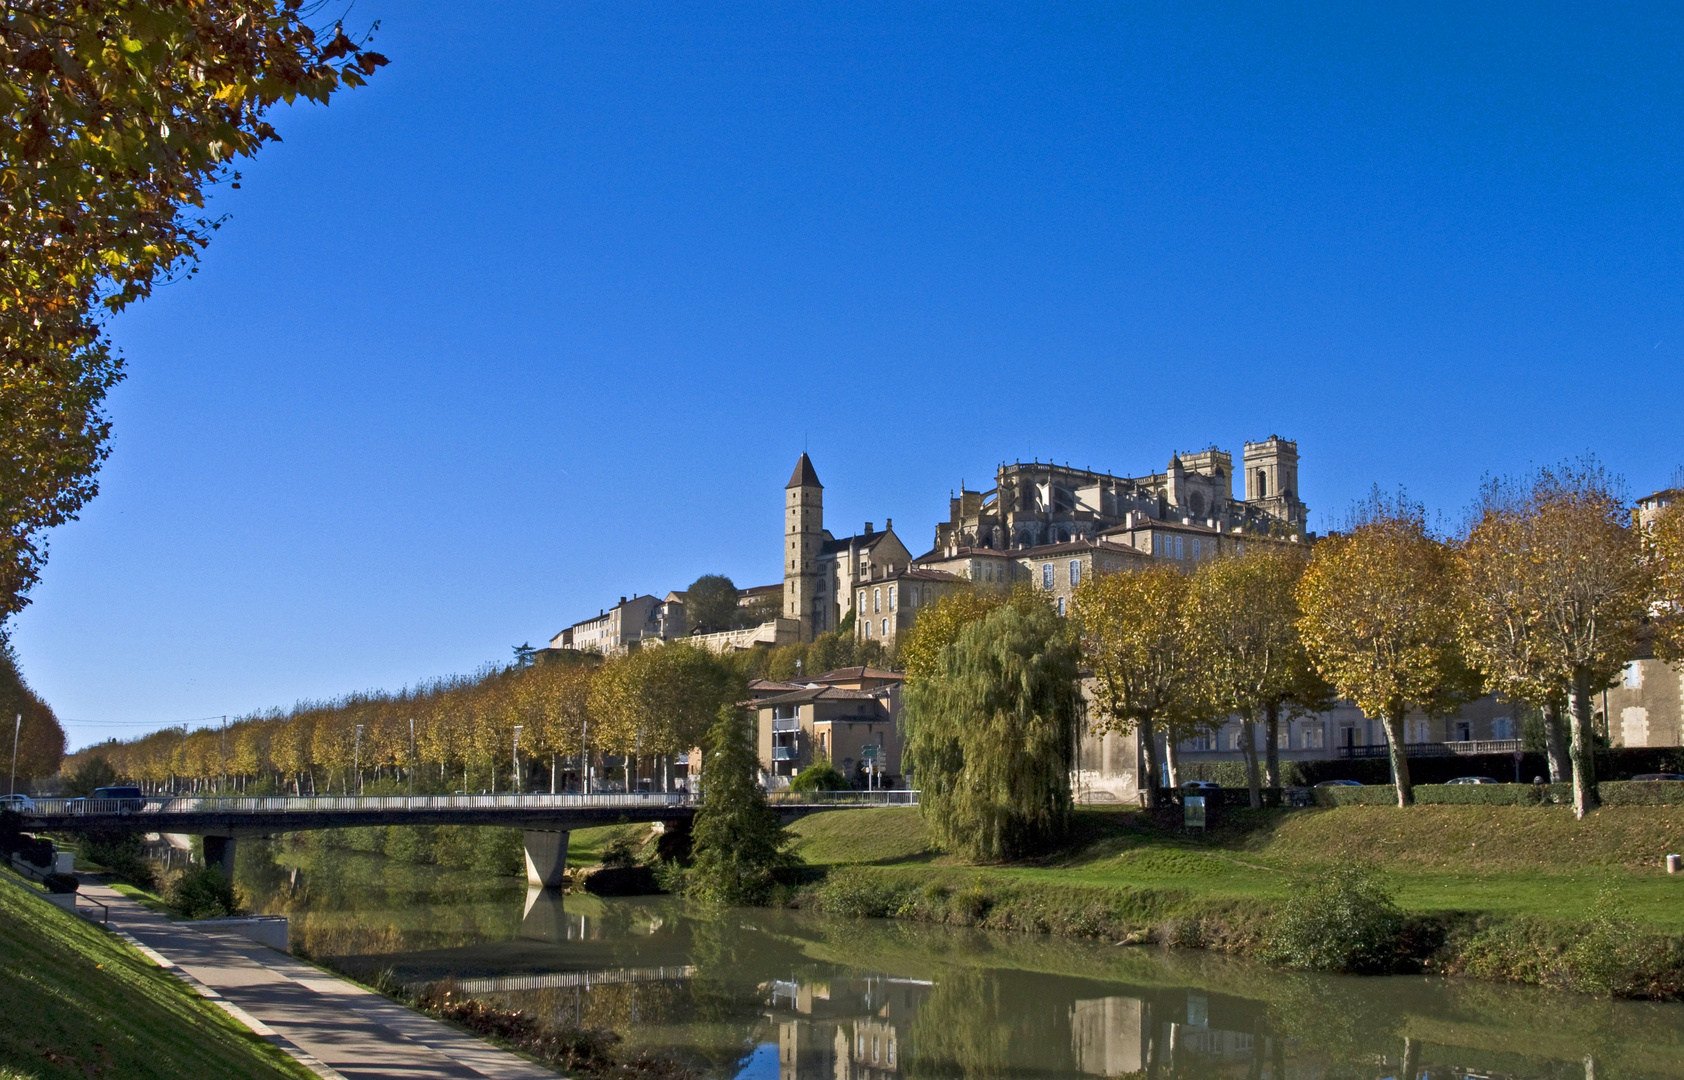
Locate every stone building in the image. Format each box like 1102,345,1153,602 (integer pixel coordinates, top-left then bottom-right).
930,436,1307,554
783,454,915,641
754,667,905,787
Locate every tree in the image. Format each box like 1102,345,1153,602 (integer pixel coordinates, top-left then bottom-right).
67,754,117,795
1647,496,1684,664
0,640,64,783
1495,464,1647,817
684,574,740,634
1296,493,1480,808
0,3,384,624
902,600,1080,861
1189,549,1319,808
1072,565,1201,808
590,644,741,790
689,704,795,905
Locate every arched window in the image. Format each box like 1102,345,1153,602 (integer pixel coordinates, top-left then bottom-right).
1256,469,1268,498
873,588,881,613
881,618,888,637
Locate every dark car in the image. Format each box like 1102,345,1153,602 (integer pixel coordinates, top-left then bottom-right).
1179,780,1223,794
1632,773,1684,782
1313,779,1363,787
1445,776,1501,785
91,785,147,812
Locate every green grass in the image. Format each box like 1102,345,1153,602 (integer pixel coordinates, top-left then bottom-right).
0,871,313,1080
786,803,1684,930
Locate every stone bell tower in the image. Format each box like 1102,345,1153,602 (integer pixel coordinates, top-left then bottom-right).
1243,436,1308,531
784,454,824,641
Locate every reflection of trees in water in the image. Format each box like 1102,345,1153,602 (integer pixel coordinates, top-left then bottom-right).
906,969,1020,1080
1261,974,1403,1078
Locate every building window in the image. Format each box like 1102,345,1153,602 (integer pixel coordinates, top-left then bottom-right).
1069,560,1081,586
1304,726,1324,750
880,618,888,637
873,588,880,613
1192,538,1202,559
859,590,867,612
863,620,872,639
1175,536,1185,559
1256,469,1268,498
888,585,896,609
1057,596,1066,616
1042,563,1054,589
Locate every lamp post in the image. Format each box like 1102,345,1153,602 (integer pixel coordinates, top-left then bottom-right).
512,726,524,793
9,713,19,797
354,724,364,796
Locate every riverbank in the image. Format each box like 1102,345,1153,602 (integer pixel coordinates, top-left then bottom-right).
770,804,1684,998
0,869,313,1080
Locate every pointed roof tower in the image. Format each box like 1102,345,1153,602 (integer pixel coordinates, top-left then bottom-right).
786,453,822,489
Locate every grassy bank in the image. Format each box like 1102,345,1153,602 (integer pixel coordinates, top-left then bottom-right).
780,804,1684,997
0,871,312,1080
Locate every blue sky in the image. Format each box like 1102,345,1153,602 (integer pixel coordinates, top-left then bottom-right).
15,2,1684,746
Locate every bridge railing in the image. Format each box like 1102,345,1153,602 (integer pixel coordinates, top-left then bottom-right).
19,788,919,817
22,792,696,816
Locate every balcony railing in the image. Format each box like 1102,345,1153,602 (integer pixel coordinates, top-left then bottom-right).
772,718,800,732
1338,739,1522,759
771,746,799,761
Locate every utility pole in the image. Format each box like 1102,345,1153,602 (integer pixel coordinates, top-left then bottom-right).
408,718,416,797
219,716,227,794
512,725,524,793
9,713,19,797
354,724,364,796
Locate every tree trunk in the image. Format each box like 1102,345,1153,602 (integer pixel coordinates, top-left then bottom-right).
1139,716,1162,808
1240,716,1262,809
1264,700,1281,791
1384,708,1414,807
1164,731,1182,788
1543,698,1570,783
1568,665,1601,818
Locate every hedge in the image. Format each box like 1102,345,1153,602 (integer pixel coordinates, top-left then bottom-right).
1310,782,1684,807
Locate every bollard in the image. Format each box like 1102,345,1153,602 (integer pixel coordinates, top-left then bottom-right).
1667,854,1682,875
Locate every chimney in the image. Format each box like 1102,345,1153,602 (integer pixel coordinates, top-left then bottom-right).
885,517,893,531
864,522,874,535
620,596,627,604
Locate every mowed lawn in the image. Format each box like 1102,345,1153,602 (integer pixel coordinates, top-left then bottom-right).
785,803,1684,931
0,872,312,1080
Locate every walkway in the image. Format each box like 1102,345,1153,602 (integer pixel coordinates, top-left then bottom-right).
78,880,558,1080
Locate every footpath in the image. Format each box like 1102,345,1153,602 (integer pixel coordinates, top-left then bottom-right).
76,880,557,1080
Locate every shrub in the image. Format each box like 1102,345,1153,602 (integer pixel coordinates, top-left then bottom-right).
1599,781,1684,807
43,871,78,894
1313,783,1573,807
1267,864,1404,973
83,832,155,888
814,875,911,919
599,831,640,868
16,836,53,868
790,760,850,792
166,867,241,919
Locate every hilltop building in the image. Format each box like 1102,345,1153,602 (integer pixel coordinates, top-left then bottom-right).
782,453,915,642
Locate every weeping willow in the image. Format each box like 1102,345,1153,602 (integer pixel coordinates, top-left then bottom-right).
903,600,1080,861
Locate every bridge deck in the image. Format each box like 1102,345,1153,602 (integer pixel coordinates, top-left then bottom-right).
21,790,917,836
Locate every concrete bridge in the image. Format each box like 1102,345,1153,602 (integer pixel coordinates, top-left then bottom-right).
23,790,917,886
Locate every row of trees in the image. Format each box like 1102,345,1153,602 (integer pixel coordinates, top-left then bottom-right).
901,462,1681,857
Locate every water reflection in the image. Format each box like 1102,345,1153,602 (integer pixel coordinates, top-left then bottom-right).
232,843,1684,1080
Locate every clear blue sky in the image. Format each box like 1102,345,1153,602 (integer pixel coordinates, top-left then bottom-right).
16,2,1684,747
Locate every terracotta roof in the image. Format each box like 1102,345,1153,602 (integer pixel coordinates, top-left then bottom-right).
748,679,804,692
786,453,823,489
1014,538,1153,559
913,546,1016,563
738,583,783,598
755,685,882,706
812,666,904,683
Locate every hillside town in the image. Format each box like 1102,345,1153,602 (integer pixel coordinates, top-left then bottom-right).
542,444,1684,800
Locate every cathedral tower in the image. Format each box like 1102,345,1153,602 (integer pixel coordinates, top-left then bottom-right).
1242,436,1307,530
784,454,824,641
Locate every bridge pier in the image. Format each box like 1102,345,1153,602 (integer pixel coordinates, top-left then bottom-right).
203,835,237,880
523,830,570,888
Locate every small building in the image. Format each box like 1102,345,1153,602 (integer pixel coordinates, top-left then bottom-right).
753,668,906,788
850,568,968,647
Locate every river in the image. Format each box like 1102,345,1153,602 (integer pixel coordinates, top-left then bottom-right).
229,841,1684,1080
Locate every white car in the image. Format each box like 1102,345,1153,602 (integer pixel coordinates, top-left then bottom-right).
0,794,36,814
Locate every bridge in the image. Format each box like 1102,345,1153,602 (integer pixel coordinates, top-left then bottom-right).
21,790,918,886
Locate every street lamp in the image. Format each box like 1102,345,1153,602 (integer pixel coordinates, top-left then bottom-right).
354,724,364,796
512,726,524,793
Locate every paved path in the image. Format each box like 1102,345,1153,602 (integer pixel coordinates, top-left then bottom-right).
78,881,558,1080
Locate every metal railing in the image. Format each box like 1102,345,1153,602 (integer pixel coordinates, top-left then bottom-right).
1338,738,1522,760
23,788,918,814
24,792,696,816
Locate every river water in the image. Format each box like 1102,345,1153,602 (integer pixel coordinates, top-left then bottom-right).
232,842,1684,1080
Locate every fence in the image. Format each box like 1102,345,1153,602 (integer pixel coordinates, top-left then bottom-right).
21,788,919,816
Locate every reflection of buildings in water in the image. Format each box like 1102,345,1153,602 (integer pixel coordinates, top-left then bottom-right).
768,975,927,1080
1071,997,1150,1076
1072,993,1262,1079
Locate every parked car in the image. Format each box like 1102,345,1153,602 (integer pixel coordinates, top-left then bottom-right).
1179,780,1223,794
1631,773,1684,782
91,785,147,811
1313,779,1364,787
0,794,35,814
1445,776,1501,785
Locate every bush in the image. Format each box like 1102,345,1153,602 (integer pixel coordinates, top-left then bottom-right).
1599,781,1684,806
790,760,851,792
43,871,78,894
1312,783,1573,807
83,832,155,887
1267,864,1404,973
166,867,241,919
599,831,639,868
15,836,53,868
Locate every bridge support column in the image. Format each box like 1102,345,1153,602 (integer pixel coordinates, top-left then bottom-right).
523,830,569,888
203,835,236,880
